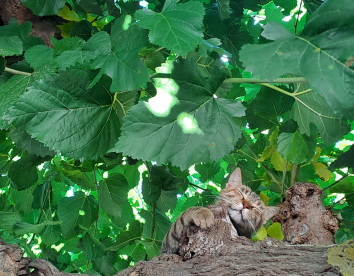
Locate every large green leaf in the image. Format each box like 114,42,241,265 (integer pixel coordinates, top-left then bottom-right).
57,191,97,237
240,3,354,120
135,0,205,56
246,86,294,131
5,68,121,160
97,173,129,217
293,88,348,145
22,0,66,16
277,130,316,164
90,15,149,92
113,58,245,170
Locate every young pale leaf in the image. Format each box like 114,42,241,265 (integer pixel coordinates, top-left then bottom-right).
22,0,66,16
97,173,129,218
57,191,97,237
266,222,284,241
135,0,205,56
90,15,149,92
277,131,316,164
240,2,354,120
113,58,245,170
5,69,121,160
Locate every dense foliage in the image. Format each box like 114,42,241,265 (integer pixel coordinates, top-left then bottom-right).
0,0,353,274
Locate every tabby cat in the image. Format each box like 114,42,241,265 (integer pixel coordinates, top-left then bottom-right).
161,168,279,254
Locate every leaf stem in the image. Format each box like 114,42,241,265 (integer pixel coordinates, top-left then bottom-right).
223,77,307,84
261,83,312,97
4,67,32,76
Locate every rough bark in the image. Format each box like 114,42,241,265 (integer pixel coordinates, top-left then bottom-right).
118,238,341,276
274,182,339,245
0,239,91,276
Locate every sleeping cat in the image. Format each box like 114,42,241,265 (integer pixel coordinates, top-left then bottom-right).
161,168,279,254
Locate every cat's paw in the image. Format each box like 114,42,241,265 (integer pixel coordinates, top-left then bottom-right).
192,208,214,229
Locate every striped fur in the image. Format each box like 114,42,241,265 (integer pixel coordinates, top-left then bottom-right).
161,168,279,254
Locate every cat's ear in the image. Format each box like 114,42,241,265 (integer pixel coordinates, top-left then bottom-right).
262,206,280,222
226,168,243,188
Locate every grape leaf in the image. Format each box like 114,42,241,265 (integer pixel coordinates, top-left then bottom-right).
97,173,129,217
135,0,205,56
240,6,354,120
22,0,66,16
90,15,149,92
5,68,121,160
57,191,97,237
113,57,245,170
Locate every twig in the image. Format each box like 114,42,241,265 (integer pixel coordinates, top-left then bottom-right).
223,77,307,84
4,67,31,76
323,174,350,191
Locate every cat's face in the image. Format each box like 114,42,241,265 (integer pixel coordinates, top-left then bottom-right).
217,168,279,237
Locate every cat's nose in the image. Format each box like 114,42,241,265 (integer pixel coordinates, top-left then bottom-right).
242,200,251,209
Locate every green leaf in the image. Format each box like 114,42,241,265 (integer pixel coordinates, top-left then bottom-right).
195,162,221,183
113,58,245,170
216,0,231,20
97,173,129,217
141,210,170,241
266,222,284,241
22,0,66,16
156,190,177,213
42,224,61,245
0,57,5,72
55,32,111,70
24,45,56,70
277,131,316,164
54,159,95,190
5,68,121,160
341,206,354,222
118,243,146,261
135,0,205,56
0,212,22,232
90,15,149,92
246,86,294,131
138,240,160,259
13,220,61,235
10,187,34,214
8,155,44,190
293,84,348,144
9,128,55,157
0,75,35,129
240,13,354,119
0,36,23,56
256,226,267,240
330,145,354,170
57,191,97,237
303,0,324,14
